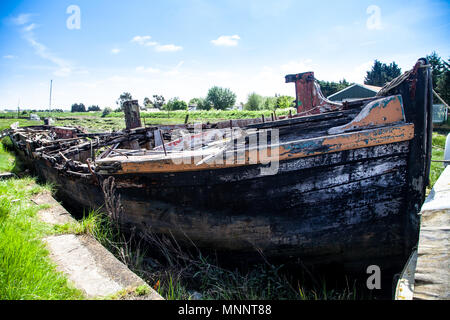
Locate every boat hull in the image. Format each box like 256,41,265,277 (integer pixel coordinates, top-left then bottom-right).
24,140,413,272
8,59,433,275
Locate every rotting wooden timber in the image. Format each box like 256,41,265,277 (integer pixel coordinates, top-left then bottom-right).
6,59,433,277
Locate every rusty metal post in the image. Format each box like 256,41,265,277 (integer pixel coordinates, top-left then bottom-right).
285,72,319,115
123,100,142,130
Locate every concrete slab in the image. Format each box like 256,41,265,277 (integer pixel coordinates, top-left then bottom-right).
32,191,75,225
33,190,163,300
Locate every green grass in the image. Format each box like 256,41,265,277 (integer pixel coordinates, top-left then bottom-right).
1,109,296,132
147,250,361,300
0,178,85,300
0,141,15,172
0,141,85,300
429,132,447,191
0,119,41,131
53,210,103,235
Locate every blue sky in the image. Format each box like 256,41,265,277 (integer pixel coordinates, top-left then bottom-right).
0,0,449,110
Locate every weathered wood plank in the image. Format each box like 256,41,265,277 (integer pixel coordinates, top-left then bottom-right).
96,124,414,174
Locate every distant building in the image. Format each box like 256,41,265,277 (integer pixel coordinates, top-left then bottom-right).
432,104,448,124
146,108,162,113
30,114,40,121
327,84,382,102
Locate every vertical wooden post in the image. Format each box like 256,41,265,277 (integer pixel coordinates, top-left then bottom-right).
285,72,320,115
160,130,167,156
123,100,142,130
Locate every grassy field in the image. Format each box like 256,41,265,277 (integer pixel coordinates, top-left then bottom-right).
1,108,296,132
429,132,447,190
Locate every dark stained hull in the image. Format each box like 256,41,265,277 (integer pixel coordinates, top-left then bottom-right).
22,140,412,272
7,59,433,274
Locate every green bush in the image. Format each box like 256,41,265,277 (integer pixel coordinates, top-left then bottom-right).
102,107,112,118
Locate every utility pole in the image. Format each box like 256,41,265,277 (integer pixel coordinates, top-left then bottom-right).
49,80,53,111
17,99,20,119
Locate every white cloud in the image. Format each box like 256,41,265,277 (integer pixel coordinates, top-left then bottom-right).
131,35,157,46
136,66,160,73
11,13,33,25
155,44,183,52
144,41,158,47
131,35,181,52
14,16,76,78
347,61,374,83
163,61,185,76
23,23,37,32
24,35,73,77
3,55,16,59
111,48,120,54
280,59,314,72
211,35,240,47
131,35,150,43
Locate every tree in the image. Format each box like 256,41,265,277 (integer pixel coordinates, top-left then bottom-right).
88,105,101,112
317,79,352,97
152,95,165,109
189,98,203,106
364,60,402,87
143,97,152,108
71,103,86,112
116,92,133,110
165,97,188,111
276,95,295,109
436,58,450,105
263,96,277,110
244,93,263,110
102,107,112,118
205,86,236,110
189,98,211,110
426,51,445,90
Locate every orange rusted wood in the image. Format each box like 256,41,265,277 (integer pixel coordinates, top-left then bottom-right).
285,72,343,115
98,123,414,174
328,95,405,135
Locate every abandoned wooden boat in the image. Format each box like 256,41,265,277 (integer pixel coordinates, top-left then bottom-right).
5,58,433,273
